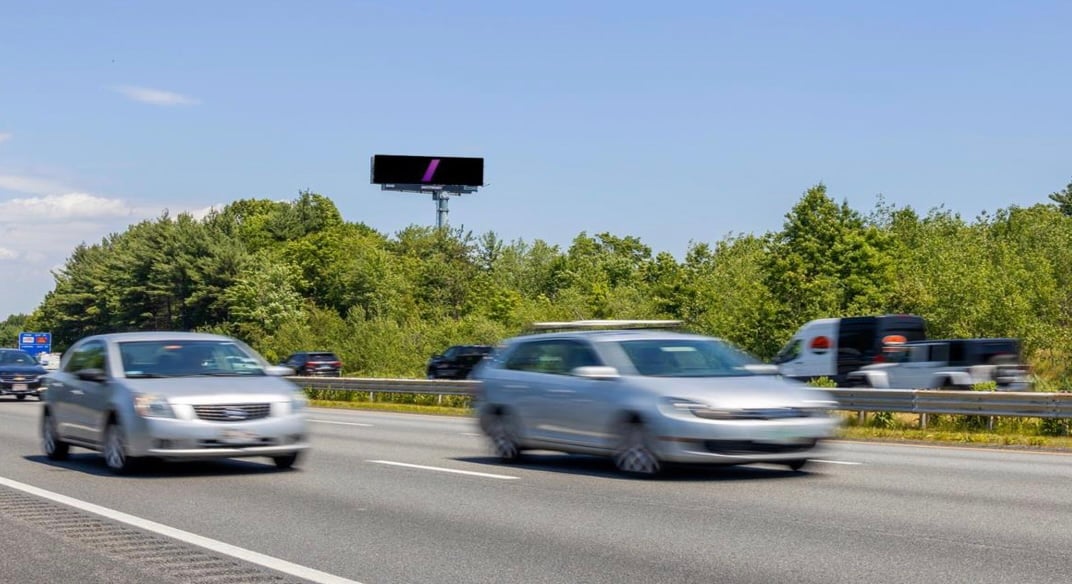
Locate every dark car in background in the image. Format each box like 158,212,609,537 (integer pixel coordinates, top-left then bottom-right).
281,352,343,377
426,345,493,379
0,348,48,401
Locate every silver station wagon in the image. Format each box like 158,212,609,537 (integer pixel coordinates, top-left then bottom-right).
41,332,310,474
474,321,840,476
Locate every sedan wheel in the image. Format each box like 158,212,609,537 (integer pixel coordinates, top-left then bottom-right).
487,412,522,463
613,423,661,477
42,413,70,461
103,423,136,474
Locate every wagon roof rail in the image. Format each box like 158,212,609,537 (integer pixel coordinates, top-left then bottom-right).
524,320,685,333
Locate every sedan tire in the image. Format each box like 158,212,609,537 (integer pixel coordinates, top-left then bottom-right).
42,412,70,461
273,452,301,470
103,422,138,475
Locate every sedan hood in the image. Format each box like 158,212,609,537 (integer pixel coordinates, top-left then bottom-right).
121,375,298,400
0,365,47,376
627,374,835,409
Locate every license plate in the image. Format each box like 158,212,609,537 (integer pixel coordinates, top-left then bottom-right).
12,384,27,391
220,430,258,444
761,426,805,442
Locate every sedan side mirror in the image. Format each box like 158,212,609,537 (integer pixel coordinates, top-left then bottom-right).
743,364,780,375
571,366,620,380
75,368,108,382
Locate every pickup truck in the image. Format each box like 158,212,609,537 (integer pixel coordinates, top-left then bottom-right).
845,338,1031,390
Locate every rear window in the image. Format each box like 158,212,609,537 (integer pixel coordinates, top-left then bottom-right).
307,353,339,361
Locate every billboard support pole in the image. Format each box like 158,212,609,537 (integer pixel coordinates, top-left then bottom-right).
378,184,480,229
433,191,449,229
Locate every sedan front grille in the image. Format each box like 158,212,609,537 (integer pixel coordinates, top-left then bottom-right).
193,403,271,422
733,408,809,420
0,374,39,383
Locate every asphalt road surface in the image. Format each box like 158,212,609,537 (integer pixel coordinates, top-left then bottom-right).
2,398,1071,584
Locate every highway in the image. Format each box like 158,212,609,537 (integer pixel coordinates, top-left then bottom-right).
2,399,1071,584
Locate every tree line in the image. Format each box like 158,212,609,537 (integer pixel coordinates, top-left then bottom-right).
14,183,1072,387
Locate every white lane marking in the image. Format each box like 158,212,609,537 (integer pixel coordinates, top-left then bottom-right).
0,476,365,584
310,419,373,427
812,459,863,466
460,432,482,437
368,460,519,480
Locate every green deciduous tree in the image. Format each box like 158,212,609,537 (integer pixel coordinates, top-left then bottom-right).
764,184,894,343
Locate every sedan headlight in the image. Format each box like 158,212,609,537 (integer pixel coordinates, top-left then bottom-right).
134,394,176,418
291,390,309,412
660,397,740,420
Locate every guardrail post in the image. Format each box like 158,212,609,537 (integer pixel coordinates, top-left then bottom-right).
437,394,443,405
920,413,928,429
987,416,994,431
857,411,865,425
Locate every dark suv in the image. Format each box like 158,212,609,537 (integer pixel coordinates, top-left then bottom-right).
426,345,493,379
281,351,343,377
0,348,47,400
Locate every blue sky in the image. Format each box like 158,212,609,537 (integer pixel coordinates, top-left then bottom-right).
1,1,1069,315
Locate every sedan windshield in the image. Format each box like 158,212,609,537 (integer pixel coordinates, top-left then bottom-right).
618,339,764,377
0,350,38,366
119,340,267,377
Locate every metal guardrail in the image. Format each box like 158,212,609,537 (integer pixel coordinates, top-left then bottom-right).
824,388,1072,419
290,377,1072,421
289,376,475,399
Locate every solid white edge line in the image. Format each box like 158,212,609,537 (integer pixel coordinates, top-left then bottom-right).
811,459,863,465
368,460,519,480
310,419,373,427
0,475,365,584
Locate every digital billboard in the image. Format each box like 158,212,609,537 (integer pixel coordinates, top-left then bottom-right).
371,155,484,187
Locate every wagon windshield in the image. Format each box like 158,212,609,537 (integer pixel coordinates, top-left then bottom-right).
618,339,764,377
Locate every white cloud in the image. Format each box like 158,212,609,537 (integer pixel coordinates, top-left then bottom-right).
188,203,226,221
0,174,71,196
0,193,135,223
0,182,225,313
114,85,201,106
0,132,11,143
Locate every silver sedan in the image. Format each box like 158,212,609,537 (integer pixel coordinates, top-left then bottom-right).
41,332,309,474
475,324,840,476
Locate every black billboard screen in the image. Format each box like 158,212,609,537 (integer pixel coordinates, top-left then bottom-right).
371,155,484,187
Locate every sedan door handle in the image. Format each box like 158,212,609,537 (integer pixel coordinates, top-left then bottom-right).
547,388,575,394
70,389,84,395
